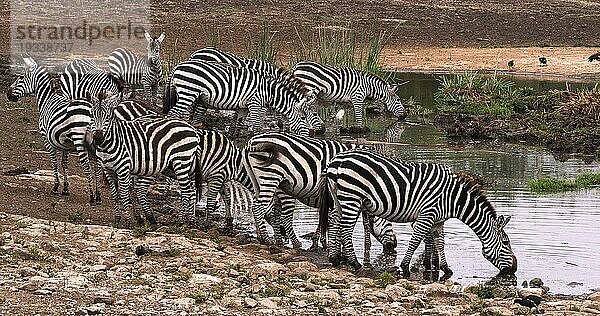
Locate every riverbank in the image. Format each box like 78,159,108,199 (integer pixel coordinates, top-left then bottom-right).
1,211,600,315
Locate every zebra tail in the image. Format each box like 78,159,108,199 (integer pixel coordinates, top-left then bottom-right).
194,149,203,202
246,142,288,166
317,173,332,240
241,148,260,200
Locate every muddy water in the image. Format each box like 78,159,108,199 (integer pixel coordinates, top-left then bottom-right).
291,121,600,295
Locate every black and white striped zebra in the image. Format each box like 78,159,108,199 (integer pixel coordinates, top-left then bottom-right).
188,49,324,132
244,132,397,254
291,61,406,126
6,57,101,204
320,150,518,278
190,47,286,78
163,60,312,136
108,97,252,223
108,31,165,107
61,59,122,100
87,92,201,227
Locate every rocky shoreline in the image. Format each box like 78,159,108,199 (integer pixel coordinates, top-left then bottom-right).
1,211,599,315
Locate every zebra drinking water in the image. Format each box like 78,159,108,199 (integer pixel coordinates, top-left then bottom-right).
87,92,201,227
190,48,324,132
108,31,165,107
244,132,397,257
163,60,312,136
291,61,406,128
6,57,101,205
320,150,518,279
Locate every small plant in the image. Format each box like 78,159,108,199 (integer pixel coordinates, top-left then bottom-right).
374,271,396,288
132,224,151,237
460,300,489,315
528,172,600,194
258,284,291,298
26,246,51,262
125,277,154,287
465,284,516,299
67,210,83,223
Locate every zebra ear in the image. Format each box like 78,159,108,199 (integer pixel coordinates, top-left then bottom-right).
157,32,166,43
144,30,152,43
22,56,37,71
496,215,511,230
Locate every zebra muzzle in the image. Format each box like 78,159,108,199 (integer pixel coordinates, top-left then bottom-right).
93,130,105,144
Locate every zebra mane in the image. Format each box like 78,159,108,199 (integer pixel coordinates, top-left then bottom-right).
360,69,389,86
455,171,497,218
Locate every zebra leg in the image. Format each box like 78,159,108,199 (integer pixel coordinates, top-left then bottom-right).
135,177,157,226
337,200,362,271
278,193,302,249
251,179,280,245
221,182,234,228
116,170,134,229
203,174,226,222
173,167,196,226
94,159,103,204
350,93,367,127
432,223,453,281
362,212,373,269
104,170,122,228
401,216,434,278
246,99,265,134
60,151,70,195
75,147,96,205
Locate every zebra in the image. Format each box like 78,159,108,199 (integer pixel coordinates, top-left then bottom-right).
61,59,123,101
320,150,518,279
243,132,397,256
108,31,165,107
108,97,252,224
291,61,406,127
190,47,286,78
190,48,324,132
162,60,312,136
87,92,201,227
6,57,101,205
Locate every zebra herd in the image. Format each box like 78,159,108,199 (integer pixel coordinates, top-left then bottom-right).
5,31,517,279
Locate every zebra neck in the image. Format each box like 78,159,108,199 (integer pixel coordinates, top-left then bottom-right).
34,70,59,109
453,187,498,243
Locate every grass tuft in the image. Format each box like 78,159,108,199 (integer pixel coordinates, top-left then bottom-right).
528,172,600,194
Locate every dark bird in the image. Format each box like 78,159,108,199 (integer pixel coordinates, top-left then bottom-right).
134,244,148,257
538,56,547,66
588,52,600,63
507,60,515,70
514,295,545,309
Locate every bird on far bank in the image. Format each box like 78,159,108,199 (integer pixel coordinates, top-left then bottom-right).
538,56,547,66
588,52,600,62
507,60,515,70
514,295,545,312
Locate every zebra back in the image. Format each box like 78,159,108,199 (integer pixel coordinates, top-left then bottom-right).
190,47,286,78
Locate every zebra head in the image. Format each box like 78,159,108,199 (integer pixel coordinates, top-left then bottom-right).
89,91,119,146
384,83,407,120
482,215,518,276
297,95,324,133
7,57,39,102
144,31,165,65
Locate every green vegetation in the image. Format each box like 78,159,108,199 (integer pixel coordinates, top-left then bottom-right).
132,223,151,237
433,73,600,159
460,300,489,315
187,284,228,303
67,210,83,224
528,173,600,194
374,271,396,288
434,73,538,118
246,25,278,65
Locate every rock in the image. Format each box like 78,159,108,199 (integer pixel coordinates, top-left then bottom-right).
385,284,411,301
18,275,48,291
529,278,544,288
419,282,450,295
173,297,196,308
33,289,53,295
518,287,544,297
19,267,48,278
93,290,114,305
259,298,278,309
90,265,107,272
244,297,258,308
481,306,512,316
188,273,221,285
252,262,286,276
304,283,316,292
285,261,318,272
588,291,600,302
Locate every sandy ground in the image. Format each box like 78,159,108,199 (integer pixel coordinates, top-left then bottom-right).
382,46,600,79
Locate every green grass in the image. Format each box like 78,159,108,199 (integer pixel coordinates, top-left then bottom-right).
132,224,151,237
465,284,516,299
528,172,600,194
374,271,396,288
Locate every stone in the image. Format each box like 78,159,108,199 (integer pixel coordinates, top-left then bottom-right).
33,289,53,295
304,283,316,292
385,284,411,301
259,298,278,309
252,262,286,276
173,297,196,308
419,282,450,295
286,261,318,272
481,306,512,316
589,291,600,302
90,265,108,272
188,273,221,285
93,290,114,305
244,297,258,308
529,278,544,288
518,287,544,297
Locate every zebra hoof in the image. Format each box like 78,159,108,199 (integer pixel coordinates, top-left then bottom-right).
146,213,157,226
350,260,362,272
95,192,102,204
88,194,96,206
135,215,145,227
113,215,122,228
51,184,60,195
61,188,70,196
328,254,342,267
400,263,411,279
